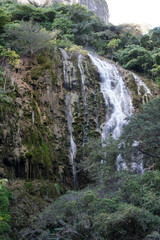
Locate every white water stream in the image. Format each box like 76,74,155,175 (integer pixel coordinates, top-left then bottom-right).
89,55,133,140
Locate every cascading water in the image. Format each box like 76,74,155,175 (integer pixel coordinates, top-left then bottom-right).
132,73,152,103
89,55,133,138
66,94,77,190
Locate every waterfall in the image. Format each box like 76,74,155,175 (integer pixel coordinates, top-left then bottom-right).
89,54,152,173
89,55,133,140
66,94,77,189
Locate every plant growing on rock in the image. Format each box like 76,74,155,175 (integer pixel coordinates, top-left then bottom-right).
5,20,57,56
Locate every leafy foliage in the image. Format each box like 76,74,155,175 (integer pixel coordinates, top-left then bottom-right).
5,20,57,55
20,171,160,240
119,45,153,73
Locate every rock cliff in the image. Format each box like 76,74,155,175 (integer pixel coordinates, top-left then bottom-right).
0,49,156,187
61,0,109,24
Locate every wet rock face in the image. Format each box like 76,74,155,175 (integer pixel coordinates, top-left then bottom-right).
0,49,106,187
0,47,155,187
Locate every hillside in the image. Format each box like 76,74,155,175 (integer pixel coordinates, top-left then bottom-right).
0,1,160,239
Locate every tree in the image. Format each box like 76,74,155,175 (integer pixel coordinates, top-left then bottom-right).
149,27,160,49
0,9,11,33
119,44,153,74
80,138,118,184
107,38,121,60
5,20,57,55
120,98,160,168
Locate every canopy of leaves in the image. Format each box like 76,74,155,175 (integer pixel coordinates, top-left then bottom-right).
119,45,153,74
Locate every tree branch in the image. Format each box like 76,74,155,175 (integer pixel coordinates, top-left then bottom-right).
138,149,160,159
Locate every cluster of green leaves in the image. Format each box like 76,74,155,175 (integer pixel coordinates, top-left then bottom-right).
0,182,11,240
80,137,118,184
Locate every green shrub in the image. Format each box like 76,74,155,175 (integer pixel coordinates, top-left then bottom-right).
0,184,11,236
94,204,160,240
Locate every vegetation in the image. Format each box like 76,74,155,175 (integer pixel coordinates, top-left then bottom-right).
0,180,11,240
20,171,160,240
0,1,159,239
0,0,159,82
17,98,160,240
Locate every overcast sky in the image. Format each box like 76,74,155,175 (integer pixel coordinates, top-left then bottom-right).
107,0,160,28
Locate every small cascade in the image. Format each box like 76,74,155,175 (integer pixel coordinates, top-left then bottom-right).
78,55,88,159
15,121,21,175
133,73,152,103
66,94,78,189
32,111,35,125
78,55,87,109
60,48,77,89
15,124,20,161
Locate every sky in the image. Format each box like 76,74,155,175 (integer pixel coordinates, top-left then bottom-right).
107,0,160,28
